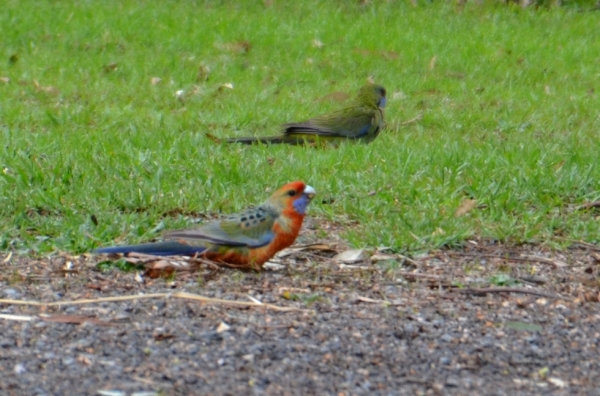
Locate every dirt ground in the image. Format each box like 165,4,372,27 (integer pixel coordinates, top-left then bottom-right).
1,224,600,395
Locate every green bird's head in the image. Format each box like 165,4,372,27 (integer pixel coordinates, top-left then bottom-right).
357,84,387,109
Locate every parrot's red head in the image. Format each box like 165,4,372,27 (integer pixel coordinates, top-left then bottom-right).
269,181,316,216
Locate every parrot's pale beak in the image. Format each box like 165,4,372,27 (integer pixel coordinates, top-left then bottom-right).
304,185,316,200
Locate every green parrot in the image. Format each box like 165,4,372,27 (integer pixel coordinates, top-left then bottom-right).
225,83,386,146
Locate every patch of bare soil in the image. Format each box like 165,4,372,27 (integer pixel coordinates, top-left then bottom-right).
1,230,599,395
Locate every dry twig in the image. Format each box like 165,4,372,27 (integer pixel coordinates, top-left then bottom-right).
446,252,567,268
400,112,423,127
396,271,444,280
455,287,568,300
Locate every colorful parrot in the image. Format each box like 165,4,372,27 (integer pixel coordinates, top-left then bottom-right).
94,181,316,269
225,83,386,146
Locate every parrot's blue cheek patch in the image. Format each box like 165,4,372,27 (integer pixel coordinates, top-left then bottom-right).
293,195,312,215
379,97,387,108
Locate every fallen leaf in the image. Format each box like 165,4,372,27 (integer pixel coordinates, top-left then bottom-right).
584,292,599,302
447,72,465,79
333,249,368,264
413,89,442,99
353,48,399,60
312,39,324,48
455,199,477,217
144,267,175,279
197,64,211,81
218,83,234,91
147,259,177,269
370,253,398,262
504,321,542,332
263,261,286,271
515,298,529,308
97,390,125,396
432,227,445,236
547,377,567,388
77,355,93,366
216,40,251,54
103,63,118,73
392,91,407,100
154,333,176,341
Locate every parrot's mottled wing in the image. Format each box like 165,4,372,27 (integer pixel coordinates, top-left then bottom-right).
163,206,277,248
283,106,378,139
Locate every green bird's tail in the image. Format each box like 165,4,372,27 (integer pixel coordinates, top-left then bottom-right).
226,135,315,145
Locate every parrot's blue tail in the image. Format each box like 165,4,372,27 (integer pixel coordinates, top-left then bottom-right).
94,241,206,256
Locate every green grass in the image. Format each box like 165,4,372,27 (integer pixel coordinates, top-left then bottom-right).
1,0,600,255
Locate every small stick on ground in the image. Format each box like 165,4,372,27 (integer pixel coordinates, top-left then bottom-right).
455,287,569,300
446,252,567,268
396,272,445,280
400,112,423,127
568,240,600,252
397,254,420,266
575,201,600,211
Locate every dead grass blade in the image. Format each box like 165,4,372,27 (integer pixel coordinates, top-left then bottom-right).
0,313,34,321
356,295,404,306
0,291,309,312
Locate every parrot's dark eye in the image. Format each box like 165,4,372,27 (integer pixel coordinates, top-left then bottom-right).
287,190,297,197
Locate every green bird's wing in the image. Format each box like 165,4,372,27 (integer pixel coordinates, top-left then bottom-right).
283,105,382,141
